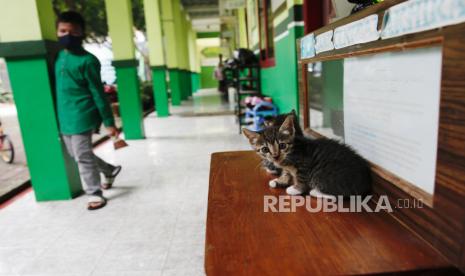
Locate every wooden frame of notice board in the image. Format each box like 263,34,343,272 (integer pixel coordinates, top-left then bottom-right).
297,0,465,272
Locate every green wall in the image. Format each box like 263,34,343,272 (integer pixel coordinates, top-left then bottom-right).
261,26,304,114
200,66,216,89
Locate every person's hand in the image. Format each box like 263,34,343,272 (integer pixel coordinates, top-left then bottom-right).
106,126,118,137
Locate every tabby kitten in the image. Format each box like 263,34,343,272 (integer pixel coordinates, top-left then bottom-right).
243,115,371,198
261,110,303,176
263,110,303,136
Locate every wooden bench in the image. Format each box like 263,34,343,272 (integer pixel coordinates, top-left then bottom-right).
205,151,458,275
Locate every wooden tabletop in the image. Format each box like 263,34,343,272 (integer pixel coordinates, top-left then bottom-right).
205,151,452,275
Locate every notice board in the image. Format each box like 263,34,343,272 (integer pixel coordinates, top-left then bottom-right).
343,46,443,195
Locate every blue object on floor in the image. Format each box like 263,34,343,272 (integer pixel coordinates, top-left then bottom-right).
245,101,278,131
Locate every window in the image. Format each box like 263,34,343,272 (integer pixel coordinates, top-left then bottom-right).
258,0,275,67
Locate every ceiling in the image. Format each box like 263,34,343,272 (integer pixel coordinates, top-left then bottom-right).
181,0,220,33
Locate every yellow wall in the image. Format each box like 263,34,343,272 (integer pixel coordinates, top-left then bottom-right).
179,9,189,70
143,0,165,66
287,0,303,6
245,0,304,48
105,0,136,60
0,0,56,42
246,0,259,48
187,24,198,72
273,7,289,27
172,0,185,69
161,0,178,68
237,8,248,48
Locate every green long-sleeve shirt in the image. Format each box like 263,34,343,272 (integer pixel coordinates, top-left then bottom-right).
55,48,115,135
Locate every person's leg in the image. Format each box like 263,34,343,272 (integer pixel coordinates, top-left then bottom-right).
94,154,115,176
62,135,75,159
95,154,121,190
71,132,104,198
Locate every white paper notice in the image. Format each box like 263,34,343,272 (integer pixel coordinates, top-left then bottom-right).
333,14,379,49
315,30,334,54
381,0,465,39
343,47,443,195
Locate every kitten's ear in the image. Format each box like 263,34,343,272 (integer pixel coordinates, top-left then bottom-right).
279,115,295,137
290,109,297,116
242,128,260,144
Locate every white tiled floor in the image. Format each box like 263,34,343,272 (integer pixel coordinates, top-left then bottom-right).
0,90,250,276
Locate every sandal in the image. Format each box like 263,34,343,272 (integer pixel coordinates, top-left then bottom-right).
87,194,107,210
101,165,122,190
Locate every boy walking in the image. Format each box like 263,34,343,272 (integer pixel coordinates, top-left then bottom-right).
55,11,121,210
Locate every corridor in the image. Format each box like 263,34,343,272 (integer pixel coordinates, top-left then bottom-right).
0,90,249,276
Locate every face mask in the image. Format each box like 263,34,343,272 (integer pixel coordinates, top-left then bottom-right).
58,34,83,50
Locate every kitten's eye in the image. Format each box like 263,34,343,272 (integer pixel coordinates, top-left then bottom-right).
261,147,270,153
279,143,287,149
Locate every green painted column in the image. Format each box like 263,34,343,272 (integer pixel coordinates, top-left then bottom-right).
178,69,185,101
173,1,190,102
180,70,188,100
190,72,195,94
187,25,198,95
161,0,182,106
144,0,170,116
196,73,201,92
169,69,182,106
185,71,191,98
186,71,192,98
191,72,200,94
151,66,169,116
105,0,145,138
188,25,201,94
113,61,145,138
182,11,192,99
186,71,192,97
0,0,81,201
185,72,190,99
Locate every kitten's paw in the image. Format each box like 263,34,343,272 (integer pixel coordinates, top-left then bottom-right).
269,179,279,188
265,168,279,175
286,185,303,195
309,188,337,200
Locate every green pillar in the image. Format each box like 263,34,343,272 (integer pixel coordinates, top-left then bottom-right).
0,0,81,201
196,73,201,92
151,66,169,116
187,25,197,96
169,69,182,106
191,72,196,93
191,72,199,94
105,0,145,138
144,0,170,116
112,61,145,138
185,71,191,98
179,9,190,100
180,70,188,100
187,24,201,94
186,71,191,98
186,71,192,97
161,0,183,106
